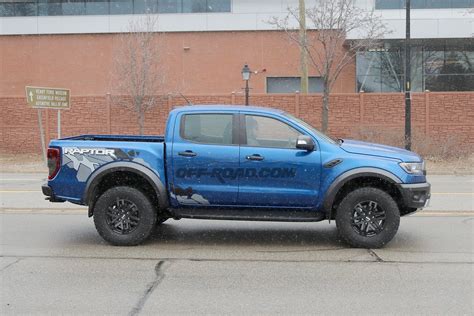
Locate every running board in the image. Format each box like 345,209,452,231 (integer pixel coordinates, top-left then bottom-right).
169,208,326,222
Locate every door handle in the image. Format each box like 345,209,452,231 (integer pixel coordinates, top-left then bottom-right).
246,154,264,161
178,150,197,157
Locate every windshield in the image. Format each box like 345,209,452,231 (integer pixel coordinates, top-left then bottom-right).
284,113,338,145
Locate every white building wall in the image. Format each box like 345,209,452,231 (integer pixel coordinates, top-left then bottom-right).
0,0,472,38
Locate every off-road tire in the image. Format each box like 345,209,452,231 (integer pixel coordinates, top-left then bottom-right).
336,187,400,248
93,186,157,246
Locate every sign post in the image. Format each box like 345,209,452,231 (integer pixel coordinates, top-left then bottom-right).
25,86,71,164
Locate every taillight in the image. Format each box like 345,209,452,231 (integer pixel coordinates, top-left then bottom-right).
47,148,61,180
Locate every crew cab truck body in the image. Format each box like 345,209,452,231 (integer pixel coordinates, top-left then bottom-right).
42,106,430,247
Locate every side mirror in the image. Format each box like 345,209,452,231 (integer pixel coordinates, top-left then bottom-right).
296,135,315,151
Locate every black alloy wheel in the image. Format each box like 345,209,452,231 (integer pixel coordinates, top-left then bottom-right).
350,200,386,237
105,198,141,235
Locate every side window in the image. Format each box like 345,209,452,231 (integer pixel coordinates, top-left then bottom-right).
245,115,302,149
181,114,234,145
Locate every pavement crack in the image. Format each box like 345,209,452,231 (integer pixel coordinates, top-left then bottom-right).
368,249,383,262
129,260,169,316
1,258,22,272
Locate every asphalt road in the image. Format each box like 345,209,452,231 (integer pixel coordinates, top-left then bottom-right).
1,172,473,314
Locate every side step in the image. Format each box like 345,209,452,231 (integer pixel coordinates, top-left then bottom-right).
169,208,326,222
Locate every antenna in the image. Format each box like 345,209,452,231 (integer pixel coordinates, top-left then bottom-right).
178,92,193,106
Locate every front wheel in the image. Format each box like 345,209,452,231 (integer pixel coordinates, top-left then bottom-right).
93,186,157,246
336,187,400,248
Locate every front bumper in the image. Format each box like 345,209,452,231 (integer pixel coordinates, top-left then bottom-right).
42,183,64,203
398,182,431,209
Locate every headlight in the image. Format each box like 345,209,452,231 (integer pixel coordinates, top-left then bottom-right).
399,162,425,175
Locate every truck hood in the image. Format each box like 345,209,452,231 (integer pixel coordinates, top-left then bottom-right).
340,139,422,162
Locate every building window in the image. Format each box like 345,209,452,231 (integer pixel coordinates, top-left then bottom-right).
356,42,474,92
357,49,404,93
375,0,474,9
267,77,323,94
0,0,231,16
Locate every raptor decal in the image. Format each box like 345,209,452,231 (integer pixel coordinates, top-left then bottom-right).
62,147,152,182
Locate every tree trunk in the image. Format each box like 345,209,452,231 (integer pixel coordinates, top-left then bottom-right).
322,89,329,133
138,111,145,135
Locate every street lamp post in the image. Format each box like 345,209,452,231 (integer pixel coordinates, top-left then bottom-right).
405,0,412,150
241,64,251,106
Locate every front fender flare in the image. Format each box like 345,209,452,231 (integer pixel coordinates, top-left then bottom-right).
83,161,169,215
323,167,402,218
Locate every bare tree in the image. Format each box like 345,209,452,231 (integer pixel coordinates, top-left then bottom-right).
111,15,165,135
270,0,388,132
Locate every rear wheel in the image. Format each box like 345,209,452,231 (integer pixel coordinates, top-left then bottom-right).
336,187,400,248
93,186,157,246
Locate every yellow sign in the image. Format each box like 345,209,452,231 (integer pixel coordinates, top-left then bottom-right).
25,86,70,109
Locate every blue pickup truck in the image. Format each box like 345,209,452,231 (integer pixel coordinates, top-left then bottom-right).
42,105,430,248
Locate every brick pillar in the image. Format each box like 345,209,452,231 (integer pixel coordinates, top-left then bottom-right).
359,92,365,123
106,93,112,134
295,91,300,116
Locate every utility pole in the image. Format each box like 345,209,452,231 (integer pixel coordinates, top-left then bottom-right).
404,0,412,150
299,0,309,94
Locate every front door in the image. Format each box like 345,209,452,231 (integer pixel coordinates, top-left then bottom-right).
238,114,321,208
171,112,239,207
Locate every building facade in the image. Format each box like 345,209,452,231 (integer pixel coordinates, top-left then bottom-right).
0,0,473,96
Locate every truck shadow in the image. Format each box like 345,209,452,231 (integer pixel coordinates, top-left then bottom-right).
147,219,342,248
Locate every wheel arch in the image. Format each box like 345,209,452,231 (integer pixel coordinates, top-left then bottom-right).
83,162,169,217
323,168,403,220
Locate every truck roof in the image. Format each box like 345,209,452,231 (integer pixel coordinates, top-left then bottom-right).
171,105,286,115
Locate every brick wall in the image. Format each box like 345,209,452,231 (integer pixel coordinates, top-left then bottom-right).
1,92,473,154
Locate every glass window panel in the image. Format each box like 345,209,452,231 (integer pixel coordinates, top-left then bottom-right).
266,77,322,93
411,0,426,9
357,75,381,93
411,47,424,91
425,0,445,8
445,51,474,74
158,0,180,13
424,51,444,74
426,74,474,91
14,1,37,16
451,0,473,8
38,0,63,16
134,0,158,13
375,0,403,9
380,50,404,76
382,75,403,92
267,77,300,93
62,0,86,15
356,52,381,77
182,114,233,145
85,0,109,14
110,0,133,14
207,0,230,12
182,0,206,12
245,115,301,149
308,77,323,93
0,3,15,16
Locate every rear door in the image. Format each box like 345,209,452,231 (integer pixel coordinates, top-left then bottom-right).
171,112,240,207
238,113,321,208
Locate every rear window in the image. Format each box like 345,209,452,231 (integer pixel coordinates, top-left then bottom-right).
181,114,234,145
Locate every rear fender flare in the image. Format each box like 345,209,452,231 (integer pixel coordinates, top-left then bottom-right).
83,162,168,215
323,167,402,218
